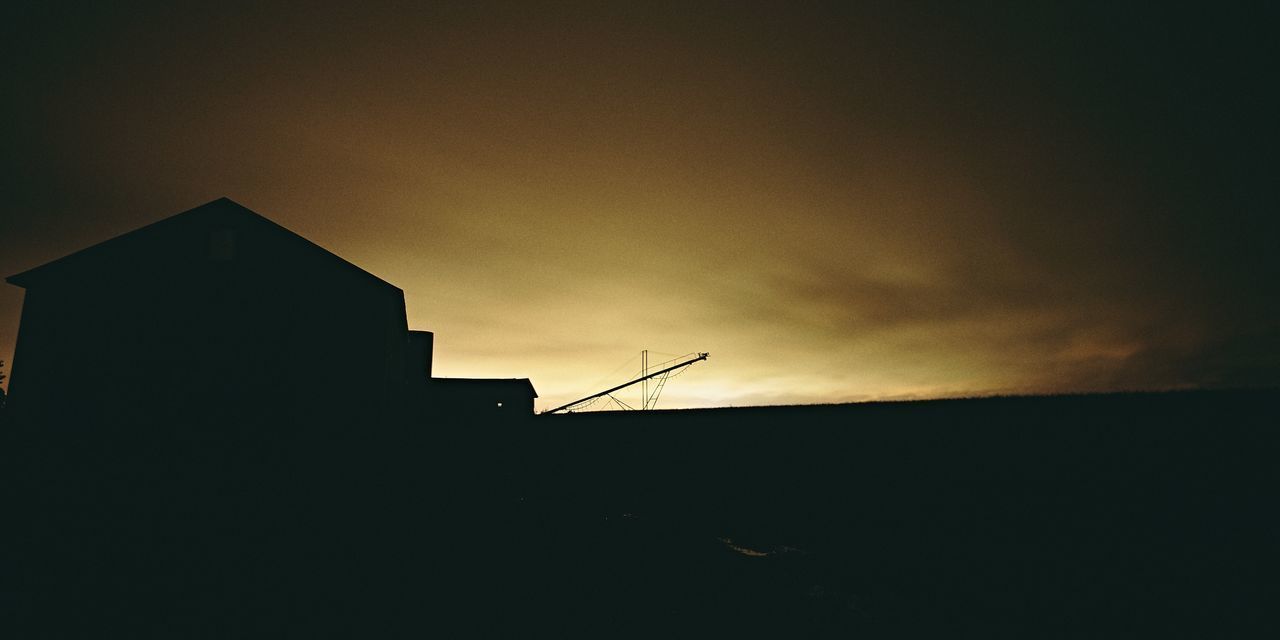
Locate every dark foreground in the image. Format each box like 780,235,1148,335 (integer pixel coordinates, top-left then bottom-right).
3,390,1277,637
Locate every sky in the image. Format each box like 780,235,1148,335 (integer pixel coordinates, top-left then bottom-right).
2,1,1277,411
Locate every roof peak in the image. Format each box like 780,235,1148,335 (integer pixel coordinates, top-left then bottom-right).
6,199,402,293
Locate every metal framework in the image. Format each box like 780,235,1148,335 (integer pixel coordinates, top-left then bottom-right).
543,352,708,414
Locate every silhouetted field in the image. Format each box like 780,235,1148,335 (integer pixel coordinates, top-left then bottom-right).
3,389,1276,637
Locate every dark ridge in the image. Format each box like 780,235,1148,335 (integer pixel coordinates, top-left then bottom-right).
545,387,1277,417
7,388,1274,637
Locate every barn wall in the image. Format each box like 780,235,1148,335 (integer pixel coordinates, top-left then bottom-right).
7,216,408,434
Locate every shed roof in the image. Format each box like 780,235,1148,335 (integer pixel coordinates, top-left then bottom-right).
431,377,539,398
6,198,402,293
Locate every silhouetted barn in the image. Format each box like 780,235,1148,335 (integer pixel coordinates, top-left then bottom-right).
6,198,538,433
5,198,540,634
5,198,414,430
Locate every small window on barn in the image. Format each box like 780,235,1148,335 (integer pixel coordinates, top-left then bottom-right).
210,229,236,261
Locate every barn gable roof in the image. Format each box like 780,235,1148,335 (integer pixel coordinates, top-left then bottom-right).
6,198,402,293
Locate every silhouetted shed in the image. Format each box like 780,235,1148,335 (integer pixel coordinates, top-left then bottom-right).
429,378,538,417
5,198,408,429
401,332,537,420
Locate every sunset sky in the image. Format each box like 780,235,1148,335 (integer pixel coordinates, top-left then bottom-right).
2,2,1276,410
